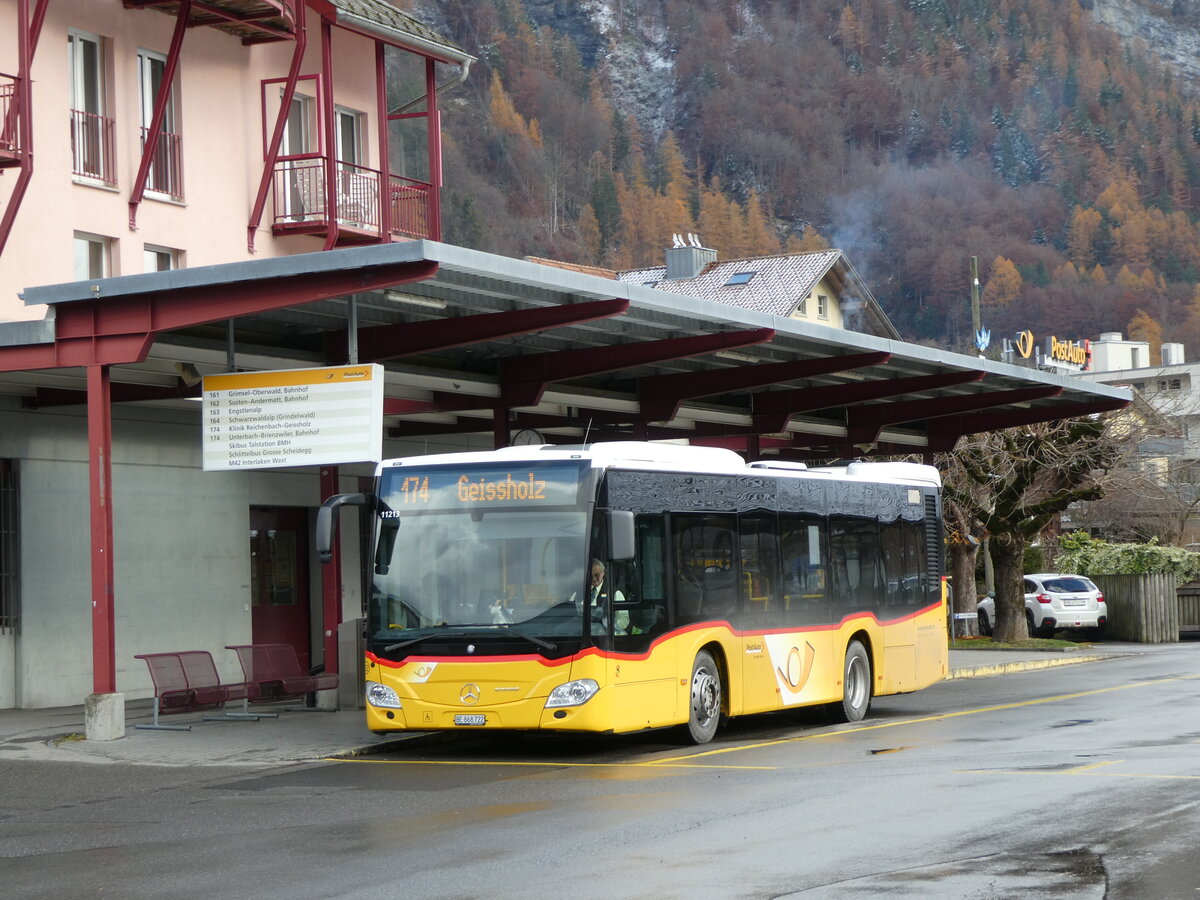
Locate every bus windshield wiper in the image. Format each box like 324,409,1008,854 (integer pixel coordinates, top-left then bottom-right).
503,626,556,651
384,631,468,652
384,626,555,653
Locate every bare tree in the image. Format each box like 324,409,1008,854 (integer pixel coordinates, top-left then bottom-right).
938,417,1120,642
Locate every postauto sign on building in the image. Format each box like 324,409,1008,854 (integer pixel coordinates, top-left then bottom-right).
1010,330,1091,372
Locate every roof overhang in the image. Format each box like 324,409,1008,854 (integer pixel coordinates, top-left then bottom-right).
5,240,1131,459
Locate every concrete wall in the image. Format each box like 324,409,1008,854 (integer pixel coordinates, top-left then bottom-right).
0,392,498,709
0,395,363,708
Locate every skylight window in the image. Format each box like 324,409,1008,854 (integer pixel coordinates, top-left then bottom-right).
724,271,756,286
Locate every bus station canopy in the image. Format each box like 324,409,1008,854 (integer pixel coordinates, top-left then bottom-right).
3,240,1130,460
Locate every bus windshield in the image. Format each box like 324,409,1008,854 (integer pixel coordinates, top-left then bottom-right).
369,461,591,653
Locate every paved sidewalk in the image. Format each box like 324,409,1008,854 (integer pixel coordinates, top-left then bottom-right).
0,644,1134,768
946,641,1133,679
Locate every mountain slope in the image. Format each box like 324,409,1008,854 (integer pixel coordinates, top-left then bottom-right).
414,0,1200,354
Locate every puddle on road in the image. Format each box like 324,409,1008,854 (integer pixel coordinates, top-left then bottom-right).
776,847,1107,897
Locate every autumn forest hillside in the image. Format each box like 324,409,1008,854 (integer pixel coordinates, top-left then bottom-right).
412,0,1200,356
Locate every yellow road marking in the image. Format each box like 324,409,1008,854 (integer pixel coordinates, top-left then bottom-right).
326,756,777,770
644,673,1200,766
1064,760,1122,774
325,673,1199,772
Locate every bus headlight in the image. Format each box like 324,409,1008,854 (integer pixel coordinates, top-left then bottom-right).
545,678,599,708
365,680,402,709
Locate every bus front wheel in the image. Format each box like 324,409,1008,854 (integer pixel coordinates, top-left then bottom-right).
686,650,722,744
834,640,871,723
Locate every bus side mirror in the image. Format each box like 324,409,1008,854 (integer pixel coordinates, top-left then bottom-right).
316,492,372,563
608,510,635,561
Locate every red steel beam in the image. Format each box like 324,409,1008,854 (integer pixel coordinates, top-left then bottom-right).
320,16,339,250
927,396,1130,445
87,364,116,694
0,0,48,260
753,370,985,433
128,0,191,231
637,351,892,423
326,299,630,364
319,465,340,676
500,328,775,408
846,385,1064,446
24,382,201,408
0,259,439,373
247,12,306,251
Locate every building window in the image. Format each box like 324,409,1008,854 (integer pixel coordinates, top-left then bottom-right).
797,295,808,316
817,294,829,319
68,29,115,186
335,107,372,227
74,232,112,280
279,92,317,220
0,460,18,635
143,244,179,272
724,271,756,286
138,49,183,200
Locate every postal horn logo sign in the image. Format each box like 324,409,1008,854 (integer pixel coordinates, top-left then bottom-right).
778,641,816,694
1015,330,1034,359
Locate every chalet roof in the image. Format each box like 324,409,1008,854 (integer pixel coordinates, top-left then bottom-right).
327,0,473,63
131,1,472,60
615,250,901,340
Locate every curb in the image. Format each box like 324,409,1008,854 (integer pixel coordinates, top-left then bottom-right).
947,654,1108,680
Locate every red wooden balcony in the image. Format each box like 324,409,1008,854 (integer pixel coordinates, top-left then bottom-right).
124,1,300,44
271,158,433,243
70,109,117,186
0,75,19,167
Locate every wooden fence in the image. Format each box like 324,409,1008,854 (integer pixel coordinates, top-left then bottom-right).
1092,573,1179,643
1177,581,1200,636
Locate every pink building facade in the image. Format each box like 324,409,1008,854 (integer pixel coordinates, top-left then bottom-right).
0,0,472,322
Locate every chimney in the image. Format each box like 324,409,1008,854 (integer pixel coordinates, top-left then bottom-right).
664,233,717,279
1162,342,1185,365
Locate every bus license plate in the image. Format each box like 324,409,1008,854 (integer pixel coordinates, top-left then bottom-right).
454,714,486,726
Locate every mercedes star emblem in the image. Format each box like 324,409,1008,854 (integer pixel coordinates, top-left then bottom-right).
459,683,480,705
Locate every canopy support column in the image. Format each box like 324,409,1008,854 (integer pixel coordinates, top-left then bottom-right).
86,363,124,739
319,465,341,693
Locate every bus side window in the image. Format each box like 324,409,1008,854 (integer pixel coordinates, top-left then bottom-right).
671,514,737,624
830,516,882,614
739,513,779,621
781,514,828,626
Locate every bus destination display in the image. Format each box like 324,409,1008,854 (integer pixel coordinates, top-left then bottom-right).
383,463,584,511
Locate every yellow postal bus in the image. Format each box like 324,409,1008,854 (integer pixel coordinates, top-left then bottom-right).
318,442,947,743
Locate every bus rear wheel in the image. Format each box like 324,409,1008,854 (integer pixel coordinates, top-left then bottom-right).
686,650,722,744
833,640,871,723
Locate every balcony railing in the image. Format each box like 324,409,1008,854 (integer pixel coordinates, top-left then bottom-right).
0,74,19,161
389,175,432,240
70,109,116,186
140,126,184,201
271,157,432,240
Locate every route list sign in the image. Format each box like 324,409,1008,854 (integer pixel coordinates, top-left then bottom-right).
202,365,384,471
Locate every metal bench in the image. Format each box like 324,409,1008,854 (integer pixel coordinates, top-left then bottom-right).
134,650,262,731
225,643,339,711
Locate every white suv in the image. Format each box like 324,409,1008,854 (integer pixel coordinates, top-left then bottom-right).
977,573,1106,638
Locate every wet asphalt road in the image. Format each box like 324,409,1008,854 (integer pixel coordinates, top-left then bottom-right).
2,643,1199,899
